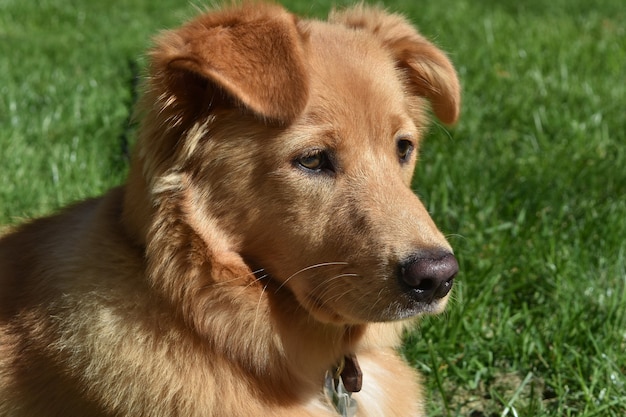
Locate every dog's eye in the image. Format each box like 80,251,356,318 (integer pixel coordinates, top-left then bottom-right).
297,150,330,172
397,139,414,162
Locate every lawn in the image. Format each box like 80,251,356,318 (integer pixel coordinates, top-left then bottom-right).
1,0,624,416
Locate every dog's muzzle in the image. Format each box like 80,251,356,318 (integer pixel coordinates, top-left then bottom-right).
399,252,458,303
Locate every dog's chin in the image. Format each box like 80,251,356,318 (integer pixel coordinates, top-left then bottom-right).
380,296,450,321
300,293,350,324
300,292,451,325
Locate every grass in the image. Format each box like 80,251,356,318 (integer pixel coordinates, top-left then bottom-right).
1,0,624,415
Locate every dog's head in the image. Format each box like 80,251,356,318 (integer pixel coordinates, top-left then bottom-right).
131,3,460,325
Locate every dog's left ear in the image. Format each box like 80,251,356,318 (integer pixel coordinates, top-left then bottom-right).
151,3,309,124
331,6,461,125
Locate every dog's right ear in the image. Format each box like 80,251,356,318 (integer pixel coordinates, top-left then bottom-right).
150,3,309,124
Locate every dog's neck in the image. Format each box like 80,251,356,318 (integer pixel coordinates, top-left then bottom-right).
264,280,367,374
272,310,367,400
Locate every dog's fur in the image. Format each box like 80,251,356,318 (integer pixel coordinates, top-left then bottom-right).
0,3,460,416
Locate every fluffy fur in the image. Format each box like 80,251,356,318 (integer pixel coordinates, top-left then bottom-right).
0,3,461,416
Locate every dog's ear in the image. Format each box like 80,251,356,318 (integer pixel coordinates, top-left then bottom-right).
330,6,461,125
151,3,309,124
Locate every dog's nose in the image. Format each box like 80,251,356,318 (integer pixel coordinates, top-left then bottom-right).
400,252,458,302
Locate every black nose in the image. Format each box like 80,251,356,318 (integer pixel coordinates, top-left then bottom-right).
400,252,458,302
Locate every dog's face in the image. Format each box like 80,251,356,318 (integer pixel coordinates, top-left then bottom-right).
141,4,460,325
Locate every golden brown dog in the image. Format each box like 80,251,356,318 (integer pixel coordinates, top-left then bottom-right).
0,3,461,416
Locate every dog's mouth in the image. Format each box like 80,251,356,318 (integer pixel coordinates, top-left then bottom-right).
294,273,455,324
298,287,452,324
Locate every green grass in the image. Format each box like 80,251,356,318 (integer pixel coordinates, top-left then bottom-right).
1,0,624,416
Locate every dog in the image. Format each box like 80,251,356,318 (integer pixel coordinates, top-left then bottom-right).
0,3,461,416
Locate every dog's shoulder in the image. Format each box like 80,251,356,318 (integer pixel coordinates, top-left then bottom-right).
0,187,139,315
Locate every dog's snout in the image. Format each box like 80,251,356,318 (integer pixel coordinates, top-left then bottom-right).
400,252,458,301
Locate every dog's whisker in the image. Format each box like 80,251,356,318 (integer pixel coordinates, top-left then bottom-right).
203,268,266,289
445,233,467,241
251,280,270,343
330,273,359,279
233,273,270,299
243,273,269,289
363,287,388,320
307,272,359,296
312,277,354,304
274,262,348,293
